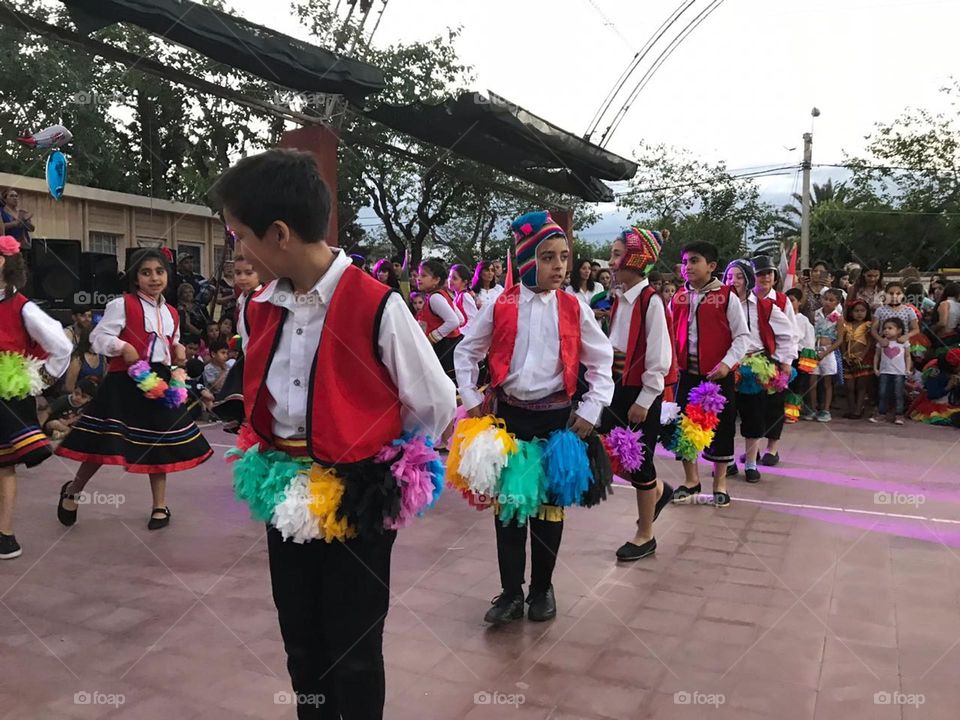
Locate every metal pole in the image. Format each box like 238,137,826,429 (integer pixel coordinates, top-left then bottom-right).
800,131,813,270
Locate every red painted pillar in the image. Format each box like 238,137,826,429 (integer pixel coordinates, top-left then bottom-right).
279,126,339,246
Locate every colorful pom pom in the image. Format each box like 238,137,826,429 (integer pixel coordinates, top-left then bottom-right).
127,361,187,407
542,429,593,507
272,471,324,544
604,426,645,474
0,351,44,400
688,382,725,414
457,423,518,497
382,435,444,529
497,439,547,526
666,380,727,462
228,444,306,522
307,465,356,543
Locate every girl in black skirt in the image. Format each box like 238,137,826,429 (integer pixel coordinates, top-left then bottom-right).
0,237,73,559
56,249,213,530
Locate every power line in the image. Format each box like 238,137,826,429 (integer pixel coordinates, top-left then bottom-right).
614,165,799,196
584,0,695,141
600,0,729,148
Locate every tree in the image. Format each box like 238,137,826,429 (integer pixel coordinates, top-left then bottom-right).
619,142,778,269
777,179,857,235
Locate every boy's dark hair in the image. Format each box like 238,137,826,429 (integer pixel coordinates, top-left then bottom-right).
186,357,205,379
882,316,906,334
209,339,229,354
76,378,99,398
183,336,200,347
823,288,844,302
125,248,170,292
679,241,718,264
844,299,872,322
390,255,403,265
647,270,663,284
785,287,803,302
209,149,331,243
419,258,447,281
884,281,903,293
904,282,925,305
2,251,28,298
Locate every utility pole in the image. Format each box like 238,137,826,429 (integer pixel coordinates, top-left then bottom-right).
799,131,813,270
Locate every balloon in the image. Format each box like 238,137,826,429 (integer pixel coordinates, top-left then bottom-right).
46,151,67,200
17,124,73,150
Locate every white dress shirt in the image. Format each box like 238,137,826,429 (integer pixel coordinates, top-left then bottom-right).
565,281,603,307
92,293,179,364
456,291,478,330
677,280,751,370
455,284,614,425
1,289,72,379
476,285,504,308
795,313,816,352
608,279,672,410
427,292,463,341
762,288,799,350
738,293,799,365
243,250,456,440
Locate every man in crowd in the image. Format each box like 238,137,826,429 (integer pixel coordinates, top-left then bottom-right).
178,254,212,306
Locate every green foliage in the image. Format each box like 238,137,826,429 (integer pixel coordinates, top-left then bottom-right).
619,142,778,269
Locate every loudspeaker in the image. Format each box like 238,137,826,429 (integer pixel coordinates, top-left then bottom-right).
124,247,179,305
29,239,81,309
79,252,121,306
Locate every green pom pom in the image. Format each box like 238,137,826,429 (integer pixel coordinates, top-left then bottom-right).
232,446,305,522
497,440,547,527
0,351,31,401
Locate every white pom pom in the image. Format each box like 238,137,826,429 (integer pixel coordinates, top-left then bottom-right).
458,427,510,496
271,472,322,544
25,356,45,396
660,402,681,425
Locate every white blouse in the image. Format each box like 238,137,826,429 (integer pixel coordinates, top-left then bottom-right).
476,285,504,309
92,293,180,364
566,282,603,307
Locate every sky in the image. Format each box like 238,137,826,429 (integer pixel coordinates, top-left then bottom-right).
230,0,960,236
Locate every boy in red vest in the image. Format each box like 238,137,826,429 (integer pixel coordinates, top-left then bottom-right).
722,259,797,483
211,149,457,720
670,241,750,507
601,227,677,561
455,210,614,625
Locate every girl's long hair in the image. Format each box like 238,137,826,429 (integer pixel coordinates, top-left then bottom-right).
471,261,493,293
371,258,400,289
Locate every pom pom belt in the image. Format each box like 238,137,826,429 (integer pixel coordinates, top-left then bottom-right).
226,427,443,544
445,416,622,525
734,352,796,395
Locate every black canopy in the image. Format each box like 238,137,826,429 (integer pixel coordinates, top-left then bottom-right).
60,0,385,100
364,92,637,202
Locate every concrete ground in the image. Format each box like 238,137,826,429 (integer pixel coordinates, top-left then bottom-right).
2,417,958,719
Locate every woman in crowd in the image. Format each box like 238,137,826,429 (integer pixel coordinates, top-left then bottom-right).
177,282,209,340
448,263,478,330
566,257,603,306
850,259,884,309
0,189,34,249
371,258,401,290
63,325,107,393
932,282,960,347
471,260,503,308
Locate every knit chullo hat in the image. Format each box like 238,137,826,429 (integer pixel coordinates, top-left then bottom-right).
616,226,663,275
511,211,566,288
724,258,756,291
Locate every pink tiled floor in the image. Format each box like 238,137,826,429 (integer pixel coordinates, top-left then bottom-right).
2,418,959,719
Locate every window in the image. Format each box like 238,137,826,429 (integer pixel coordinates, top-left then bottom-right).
89,232,121,256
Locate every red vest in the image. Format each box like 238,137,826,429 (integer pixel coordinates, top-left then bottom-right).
611,285,679,388
453,291,473,328
488,285,581,398
243,265,403,465
107,293,180,372
768,290,787,312
756,296,777,357
0,293,48,359
671,284,734,373
417,289,462,338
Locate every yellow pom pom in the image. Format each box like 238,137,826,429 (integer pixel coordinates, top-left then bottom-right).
445,416,501,491
307,466,356,543
680,416,715,452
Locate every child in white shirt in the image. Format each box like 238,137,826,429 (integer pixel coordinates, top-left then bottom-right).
871,316,912,424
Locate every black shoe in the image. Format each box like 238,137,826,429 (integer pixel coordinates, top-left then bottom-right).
616,537,656,561
654,482,674,521
714,492,731,508
672,483,701,503
484,593,524,625
726,462,739,477
760,452,780,466
0,533,22,559
147,507,171,531
57,481,78,527
527,585,557,622
744,468,761,483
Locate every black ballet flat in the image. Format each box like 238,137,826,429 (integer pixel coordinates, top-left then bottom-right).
57,481,77,527
147,507,171,531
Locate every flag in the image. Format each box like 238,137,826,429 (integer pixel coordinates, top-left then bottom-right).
504,249,514,290
782,242,798,291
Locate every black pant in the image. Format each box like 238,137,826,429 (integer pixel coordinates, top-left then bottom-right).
600,382,663,487
267,526,396,720
433,335,462,381
494,401,569,598
763,390,785,440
